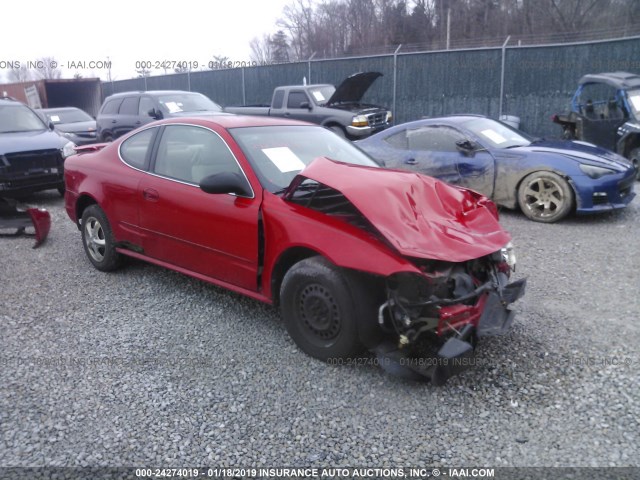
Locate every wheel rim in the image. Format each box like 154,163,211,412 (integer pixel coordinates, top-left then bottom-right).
84,216,106,262
522,177,565,219
298,284,341,344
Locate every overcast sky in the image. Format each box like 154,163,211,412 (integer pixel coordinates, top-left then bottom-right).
1,0,293,82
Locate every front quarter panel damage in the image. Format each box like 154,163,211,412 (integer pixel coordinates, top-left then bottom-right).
262,159,526,384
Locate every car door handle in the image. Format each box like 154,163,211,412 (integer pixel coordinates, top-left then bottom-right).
143,188,159,202
405,158,417,165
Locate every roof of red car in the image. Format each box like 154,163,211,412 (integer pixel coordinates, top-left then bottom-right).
159,114,312,129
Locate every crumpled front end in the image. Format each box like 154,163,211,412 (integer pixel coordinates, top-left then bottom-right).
0,197,51,248
376,245,525,385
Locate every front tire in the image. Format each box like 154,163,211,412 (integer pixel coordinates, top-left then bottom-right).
81,205,122,271
280,256,364,361
517,171,573,223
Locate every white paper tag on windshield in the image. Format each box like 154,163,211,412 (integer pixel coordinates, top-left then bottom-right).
50,115,60,122
481,129,507,144
262,147,306,173
312,91,325,102
164,101,182,113
629,95,640,111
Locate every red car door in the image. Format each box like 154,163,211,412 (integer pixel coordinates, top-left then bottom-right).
137,124,261,291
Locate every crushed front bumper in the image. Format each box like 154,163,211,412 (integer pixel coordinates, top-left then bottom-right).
375,277,526,385
0,198,51,248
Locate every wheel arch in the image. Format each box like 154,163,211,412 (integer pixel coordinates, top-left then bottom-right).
515,168,578,212
269,246,324,307
75,194,99,230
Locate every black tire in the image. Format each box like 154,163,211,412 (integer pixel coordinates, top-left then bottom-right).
80,205,123,271
328,125,346,138
630,147,640,181
280,256,365,361
517,171,573,223
57,186,66,197
101,133,113,143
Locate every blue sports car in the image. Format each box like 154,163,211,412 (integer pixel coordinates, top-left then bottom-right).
356,115,636,222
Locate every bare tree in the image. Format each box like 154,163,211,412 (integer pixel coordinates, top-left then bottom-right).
136,68,151,78
9,65,31,83
35,57,62,80
250,34,274,62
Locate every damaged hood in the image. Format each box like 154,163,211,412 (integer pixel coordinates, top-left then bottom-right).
326,72,382,106
292,158,511,262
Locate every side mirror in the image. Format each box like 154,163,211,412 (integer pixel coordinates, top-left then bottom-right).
200,172,252,197
48,121,55,131
456,139,479,155
299,101,312,110
148,108,163,120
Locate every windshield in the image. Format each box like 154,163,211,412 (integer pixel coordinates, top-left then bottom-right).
461,117,533,149
44,108,93,124
157,93,222,114
0,105,47,133
230,125,380,193
307,86,336,106
627,90,640,118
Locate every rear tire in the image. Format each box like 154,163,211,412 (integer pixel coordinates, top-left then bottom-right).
81,205,122,271
101,133,114,143
280,256,365,361
517,171,573,223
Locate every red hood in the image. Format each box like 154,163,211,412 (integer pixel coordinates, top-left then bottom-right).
293,158,511,262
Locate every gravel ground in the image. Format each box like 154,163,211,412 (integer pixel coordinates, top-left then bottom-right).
1,190,639,469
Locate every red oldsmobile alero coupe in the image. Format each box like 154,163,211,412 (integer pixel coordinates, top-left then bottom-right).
64,115,525,384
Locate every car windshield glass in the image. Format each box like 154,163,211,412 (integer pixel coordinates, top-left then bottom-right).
0,105,47,133
308,86,336,105
45,109,93,124
461,117,533,149
230,125,380,193
156,93,222,113
627,90,640,118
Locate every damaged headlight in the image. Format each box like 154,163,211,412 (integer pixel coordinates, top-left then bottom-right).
501,242,516,271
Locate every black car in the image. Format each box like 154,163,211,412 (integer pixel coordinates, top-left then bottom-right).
553,71,640,180
96,90,225,142
0,96,75,197
40,107,98,146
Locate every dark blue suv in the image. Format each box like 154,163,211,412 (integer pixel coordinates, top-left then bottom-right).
0,96,75,197
96,90,224,142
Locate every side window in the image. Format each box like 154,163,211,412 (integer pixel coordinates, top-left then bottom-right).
384,131,408,149
406,126,466,152
154,125,242,185
120,127,156,169
101,98,122,115
287,91,309,109
139,97,156,117
119,97,139,115
272,90,285,109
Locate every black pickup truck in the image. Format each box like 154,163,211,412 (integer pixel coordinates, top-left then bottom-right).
226,72,392,139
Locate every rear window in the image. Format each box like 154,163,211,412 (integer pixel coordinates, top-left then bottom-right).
119,127,156,169
119,97,140,115
101,98,123,115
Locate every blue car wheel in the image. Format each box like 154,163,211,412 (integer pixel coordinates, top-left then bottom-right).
517,171,574,223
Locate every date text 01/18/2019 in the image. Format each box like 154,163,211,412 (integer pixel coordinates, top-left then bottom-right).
134,60,277,71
